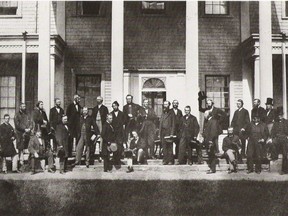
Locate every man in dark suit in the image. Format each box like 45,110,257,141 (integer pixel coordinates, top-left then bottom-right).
28,130,54,175
101,113,116,172
50,98,65,133
72,107,100,168
66,94,82,155
123,94,141,142
245,114,269,174
170,100,183,159
265,98,276,135
159,101,175,165
55,115,70,174
251,99,266,123
111,101,125,165
138,99,157,158
199,99,226,152
14,103,34,168
231,99,250,157
32,101,50,142
178,106,200,165
92,96,109,133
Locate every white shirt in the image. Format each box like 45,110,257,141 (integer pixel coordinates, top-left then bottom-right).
114,111,119,117
173,109,178,115
56,107,60,113
74,101,78,111
238,107,243,112
38,138,43,145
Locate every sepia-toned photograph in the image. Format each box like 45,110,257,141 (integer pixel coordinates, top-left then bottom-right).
0,0,288,215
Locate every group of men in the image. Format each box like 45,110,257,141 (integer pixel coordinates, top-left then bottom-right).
0,91,288,175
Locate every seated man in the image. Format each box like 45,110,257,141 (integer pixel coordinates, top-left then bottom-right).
222,127,241,173
28,130,54,175
126,130,147,173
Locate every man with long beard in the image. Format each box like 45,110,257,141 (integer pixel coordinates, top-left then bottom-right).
159,101,175,165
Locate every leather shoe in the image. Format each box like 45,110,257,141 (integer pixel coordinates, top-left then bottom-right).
31,171,36,175
206,171,216,174
86,164,89,168
126,167,134,173
3,170,7,174
12,170,21,173
48,169,55,173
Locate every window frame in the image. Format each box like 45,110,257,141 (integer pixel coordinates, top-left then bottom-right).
0,1,22,18
202,1,230,17
141,1,166,15
282,1,288,19
76,1,103,17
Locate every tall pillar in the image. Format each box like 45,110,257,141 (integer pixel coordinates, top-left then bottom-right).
21,32,27,103
254,56,260,99
50,55,55,108
111,1,124,107
241,2,253,113
282,34,287,118
259,1,273,104
38,1,51,113
186,1,199,119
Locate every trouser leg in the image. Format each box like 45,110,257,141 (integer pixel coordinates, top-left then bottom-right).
162,140,168,163
59,157,64,172
240,138,246,156
12,154,18,171
85,144,90,166
255,143,262,172
187,142,193,164
282,142,288,173
137,149,145,163
175,138,180,159
46,150,54,170
103,155,109,172
40,159,45,170
18,150,24,166
247,142,254,171
75,135,84,164
196,143,203,163
30,157,35,172
178,137,187,164
2,157,7,172
167,142,174,163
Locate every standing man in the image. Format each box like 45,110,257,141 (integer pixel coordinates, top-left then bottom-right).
32,101,50,142
265,98,276,135
139,99,157,158
178,106,200,165
0,114,20,173
159,101,175,165
72,107,99,168
55,115,70,174
66,94,82,155
50,98,65,151
170,100,183,159
101,113,116,172
199,99,226,152
111,101,125,165
251,99,266,123
14,103,34,168
123,94,141,142
231,99,250,158
246,114,269,174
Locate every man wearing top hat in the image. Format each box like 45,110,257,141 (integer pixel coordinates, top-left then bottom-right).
264,97,276,135
251,99,266,123
270,107,288,163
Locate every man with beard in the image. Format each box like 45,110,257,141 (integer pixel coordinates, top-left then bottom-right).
32,101,50,142
138,99,157,158
49,98,65,151
92,96,109,161
66,94,82,155
199,99,226,152
264,98,276,135
222,127,241,173
111,101,125,165
14,103,34,168
246,114,269,174
178,106,200,165
72,107,99,168
159,101,175,165
251,99,266,123
170,100,183,159
123,94,141,142
55,115,70,174
231,99,250,158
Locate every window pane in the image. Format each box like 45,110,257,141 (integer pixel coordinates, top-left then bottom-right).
0,99,8,107
0,87,8,96
82,1,101,16
205,1,228,15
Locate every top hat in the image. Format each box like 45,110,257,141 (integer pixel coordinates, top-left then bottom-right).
107,142,118,152
198,91,207,100
277,106,284,115
265,98,273,105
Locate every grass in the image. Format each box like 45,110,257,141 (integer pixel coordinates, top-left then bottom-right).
0,179,288,216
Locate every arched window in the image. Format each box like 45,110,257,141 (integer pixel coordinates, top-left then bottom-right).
143,78,165,90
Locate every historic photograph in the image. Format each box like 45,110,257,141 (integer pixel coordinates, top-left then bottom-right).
0,0,288,215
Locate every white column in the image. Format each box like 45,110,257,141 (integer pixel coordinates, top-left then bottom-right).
259,1,273,104
254,56,260,99
56,1,65,40
282,36,287,118
186,1,199,120
21,36,27,103
50,55,55,109
111,1,124,107
38,1,51,113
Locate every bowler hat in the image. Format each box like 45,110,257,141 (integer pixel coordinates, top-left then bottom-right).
277,106,284,115
265,98,273,105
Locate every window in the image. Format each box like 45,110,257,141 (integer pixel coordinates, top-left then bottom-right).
142,78,166,119
77,1,102,16
76,75,101,109
141,1,165,14
205,75,230,128
0,1,19,16
0,76,16,124
204,1,229,15
285,1,288,17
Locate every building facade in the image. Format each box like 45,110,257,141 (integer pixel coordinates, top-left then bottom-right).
0,1,286,129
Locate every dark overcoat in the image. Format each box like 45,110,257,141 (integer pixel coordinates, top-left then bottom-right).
0,123,17,157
